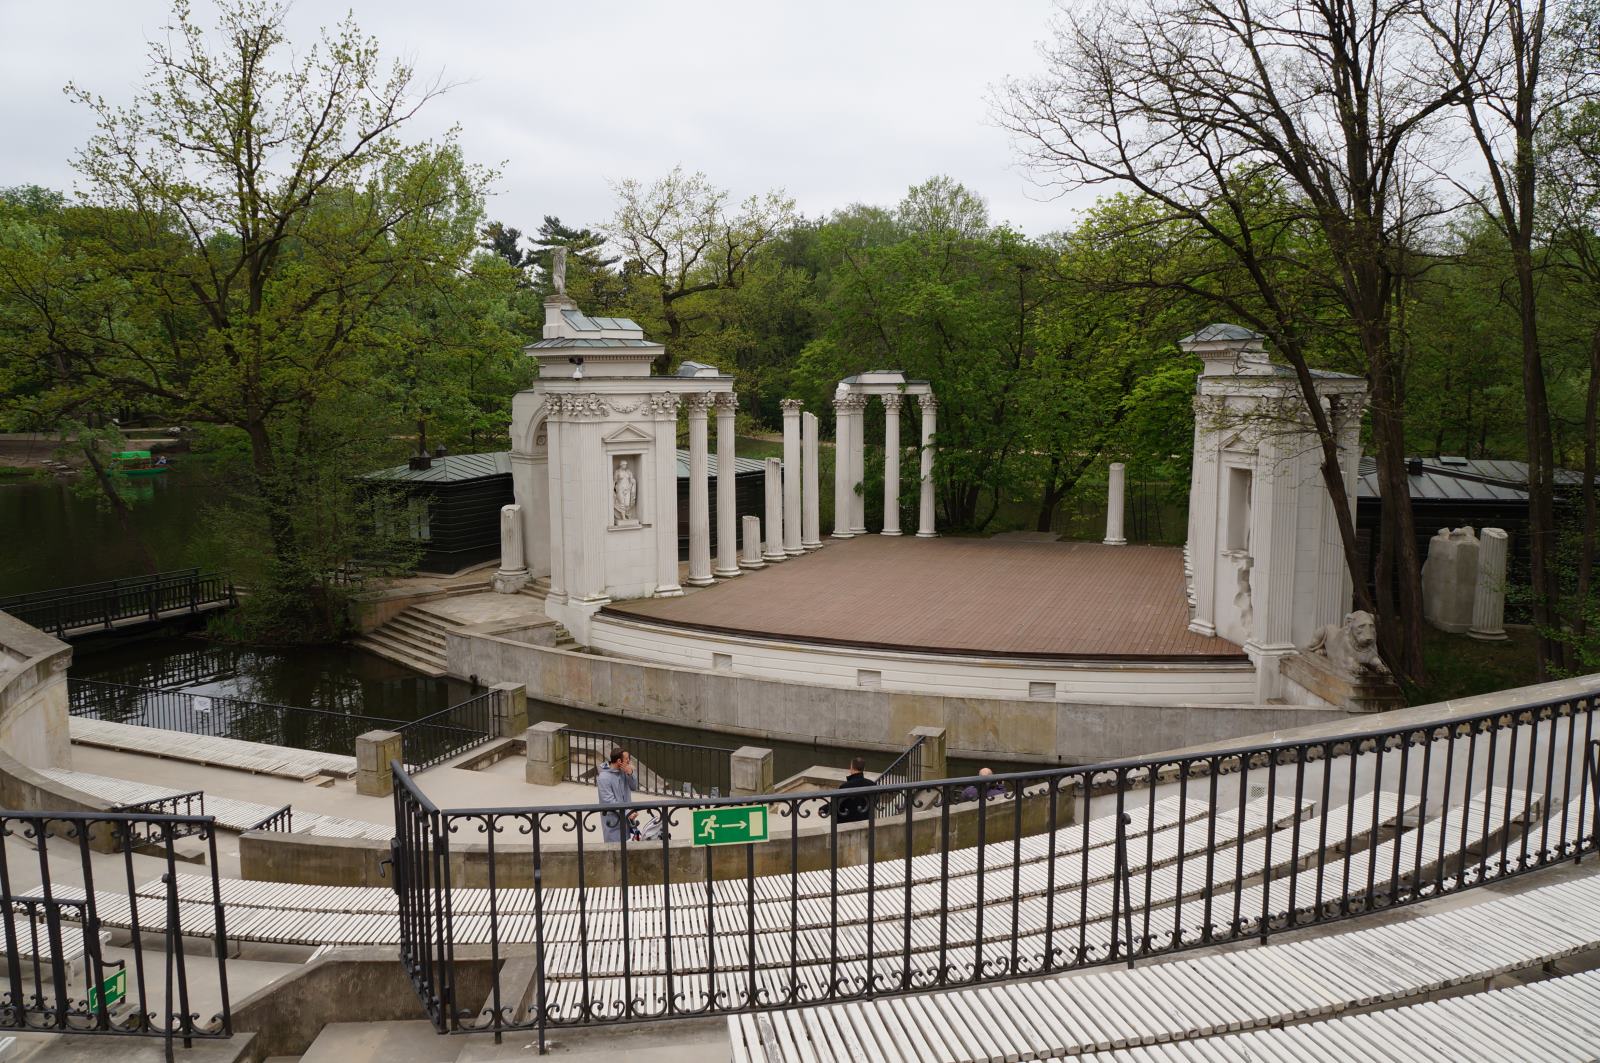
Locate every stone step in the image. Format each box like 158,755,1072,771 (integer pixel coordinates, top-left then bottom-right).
388,610,455,637
363,622,445,659
351,631,447,677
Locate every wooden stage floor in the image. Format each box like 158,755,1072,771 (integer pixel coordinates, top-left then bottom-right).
602,536,1245,661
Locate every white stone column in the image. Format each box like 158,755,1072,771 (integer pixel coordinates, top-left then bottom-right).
801,411,822,549
881,394,903,536
543,397,567,602
832,395,854,539
849,395,868,534
652,393,682,596
685,394,714,586
1103,462,1127,545
1186,398,1220,636
781,399,804,555
714,393,740,578
493,503,529,593
916,394,938,538
763,457,786,562
740,514,765,569
1469,527,1510,641
1246,439,1300,701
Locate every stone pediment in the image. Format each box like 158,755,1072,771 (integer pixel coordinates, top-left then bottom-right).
602,422,654,446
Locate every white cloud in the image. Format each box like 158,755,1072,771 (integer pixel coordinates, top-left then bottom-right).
0,0,1098,235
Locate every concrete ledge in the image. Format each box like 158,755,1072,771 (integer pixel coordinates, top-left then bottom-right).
0,608,72,769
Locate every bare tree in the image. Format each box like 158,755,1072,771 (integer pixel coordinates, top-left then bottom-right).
999,0,1466,682
607,167,796,371
1423,0,1599,675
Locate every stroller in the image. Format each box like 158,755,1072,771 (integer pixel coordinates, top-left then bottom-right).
629,808,670,842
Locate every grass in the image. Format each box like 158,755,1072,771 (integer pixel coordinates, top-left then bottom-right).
734,435,784,459
1407,623,1541,705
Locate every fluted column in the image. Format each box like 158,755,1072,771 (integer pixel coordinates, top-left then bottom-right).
781,399,804,555
801,411,822,549
1469,528,1510,641
1103,462,1127,545
740,514,765,568
685,394,714,586
916,394,938,538
544,396,567,601
763,457,786,562
832,395,854,539
881,394,903,535
714,393,740,578
849,394,868,534
652,393,682,596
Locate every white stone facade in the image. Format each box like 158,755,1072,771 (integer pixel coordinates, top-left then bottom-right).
1181,325,1368,703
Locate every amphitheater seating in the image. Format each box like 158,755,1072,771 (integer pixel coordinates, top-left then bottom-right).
69,717,357,780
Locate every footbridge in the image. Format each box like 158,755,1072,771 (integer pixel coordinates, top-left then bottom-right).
0,568,236,639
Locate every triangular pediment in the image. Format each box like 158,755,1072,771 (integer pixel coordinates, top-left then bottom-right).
602,422,654,445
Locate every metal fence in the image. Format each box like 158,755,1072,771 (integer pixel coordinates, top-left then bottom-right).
0,808,232,1048
563,727,734,798
0,569,235,637
67,679,495,771
392,690,1600,1052
873,736,925,817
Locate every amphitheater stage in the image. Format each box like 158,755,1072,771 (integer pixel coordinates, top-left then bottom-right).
602,535,1242,662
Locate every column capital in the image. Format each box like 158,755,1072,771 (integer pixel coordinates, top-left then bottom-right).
845,393,870,411
683,392,715,416
916,393,939,413
881,392,904,412
647,392,681,418
779,398,804,414
832,394,852,412
714,391,740,413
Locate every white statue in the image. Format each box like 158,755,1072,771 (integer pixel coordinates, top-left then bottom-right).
613,458,638,524
1305,611,1388,676
551,246,568,297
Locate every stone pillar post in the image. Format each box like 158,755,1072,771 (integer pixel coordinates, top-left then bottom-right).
493,503,530,592
356,730,404,797
714,393,741,578
1469,527,1510,641
490,682,528,739
801,412,822,550
730,746,774,796
525,721,570,786
652,393,683,596
780,400,804,555
881,394,903,536
916,395,938,538
763,458,786,562
849,396,868,534
907,725,947,781
740,514,765,569
685,394,714,586
1103,462,1128,546
832,395,854,539
544,397,568,602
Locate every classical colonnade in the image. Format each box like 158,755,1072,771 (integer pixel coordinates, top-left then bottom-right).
829,386,938,540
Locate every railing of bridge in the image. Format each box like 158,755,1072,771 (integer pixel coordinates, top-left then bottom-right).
392,691,1600,1053
396,689,501,771
0,807,232,1048
0,569,235,638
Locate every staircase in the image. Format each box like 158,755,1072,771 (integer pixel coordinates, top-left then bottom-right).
351,605,464,677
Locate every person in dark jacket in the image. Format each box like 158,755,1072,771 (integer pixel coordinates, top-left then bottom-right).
834,756,873,823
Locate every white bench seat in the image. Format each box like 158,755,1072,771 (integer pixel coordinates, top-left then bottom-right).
70,717,356,780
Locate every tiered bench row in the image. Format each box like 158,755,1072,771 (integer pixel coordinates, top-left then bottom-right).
69,717,357,780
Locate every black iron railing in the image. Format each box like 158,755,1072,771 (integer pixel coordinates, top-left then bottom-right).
563,727,733,797
392,690,1600,1052
245,805,293,833
0,569,235,638
396,689,500,771
873,736,925,817
110,791,207,844
0,808,231,1047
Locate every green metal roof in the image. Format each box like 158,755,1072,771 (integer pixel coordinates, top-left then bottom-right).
366,449,766,484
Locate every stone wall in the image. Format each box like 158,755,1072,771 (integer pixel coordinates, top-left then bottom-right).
0,609,72,769
448,625,1348,764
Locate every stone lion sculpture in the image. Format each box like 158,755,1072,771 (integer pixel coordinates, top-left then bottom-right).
1305,611,1389,675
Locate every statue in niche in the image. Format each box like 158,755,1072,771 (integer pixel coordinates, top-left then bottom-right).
1234,561,1253,636
612,457,638,525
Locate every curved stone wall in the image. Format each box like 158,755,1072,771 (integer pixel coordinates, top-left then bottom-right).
0,609,72,771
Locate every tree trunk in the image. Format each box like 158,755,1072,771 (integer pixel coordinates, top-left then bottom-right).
1574,327,1599,654
1516,257,1563,677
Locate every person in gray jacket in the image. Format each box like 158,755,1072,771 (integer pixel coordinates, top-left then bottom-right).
597,746,638,842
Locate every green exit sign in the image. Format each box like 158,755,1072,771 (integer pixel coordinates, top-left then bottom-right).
691,805,769,846
89,967,126,1011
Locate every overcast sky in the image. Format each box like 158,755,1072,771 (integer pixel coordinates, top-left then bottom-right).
0,0,1098,238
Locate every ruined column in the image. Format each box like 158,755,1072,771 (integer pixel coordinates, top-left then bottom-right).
781,399,804,555
1469,527,1510,641
881,393,903,536
1103,462,1128,546
763,457,786,562
916,394,938,538
801,411,822,550
740,514,765,569
832,394,854,539
714,393,741,578
493,503,529,592
685,394,714,586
